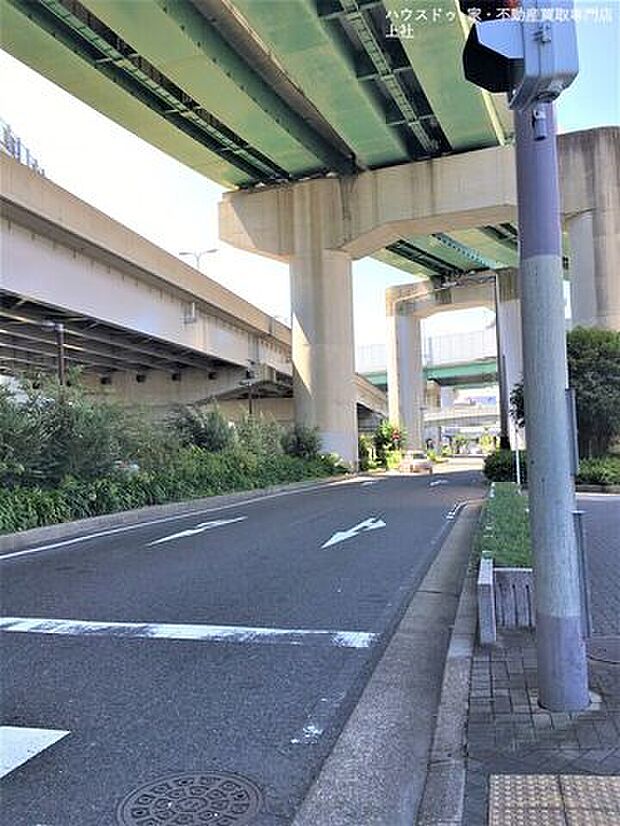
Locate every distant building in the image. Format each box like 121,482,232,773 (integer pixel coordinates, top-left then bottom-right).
1,118,45,176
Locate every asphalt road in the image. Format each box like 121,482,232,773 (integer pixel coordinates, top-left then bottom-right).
1,468,484,825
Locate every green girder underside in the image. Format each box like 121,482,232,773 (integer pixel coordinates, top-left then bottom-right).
364,358,499,390
0,0,518,278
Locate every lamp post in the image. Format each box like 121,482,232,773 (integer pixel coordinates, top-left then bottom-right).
42,320,66,385
239,360,256,416
178,248,218,272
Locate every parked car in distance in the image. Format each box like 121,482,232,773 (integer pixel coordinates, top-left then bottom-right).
400,450,433,475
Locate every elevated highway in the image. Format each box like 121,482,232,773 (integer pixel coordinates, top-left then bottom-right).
1,2,617,459
0,153,387,423
0,0,518,279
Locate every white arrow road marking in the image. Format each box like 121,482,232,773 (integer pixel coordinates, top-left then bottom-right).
0,726,70,778
429,479,449,487
321,517,386,549
147,516,247,546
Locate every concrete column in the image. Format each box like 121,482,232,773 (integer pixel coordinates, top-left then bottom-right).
386,303,424,449
291,183,357,465
567,208,620,330
496,268,523,448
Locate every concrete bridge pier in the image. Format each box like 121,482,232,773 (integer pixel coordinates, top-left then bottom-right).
386,280,497,450
218,177,360,465
291,184,357,463
560,128,620,331
567,208,620,330
496,268,523,448
386,287,425,449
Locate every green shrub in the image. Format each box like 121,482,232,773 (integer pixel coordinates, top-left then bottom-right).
281,424,322,459
358,433,376,471
0,445,340,534
373,420,404,468
0,377,130,486
0,376,174,488
577,455,620,486
483,449,527,483
476,482,532,568
484,450,620,486
385,449,402,470
235,413,283,456
172,403,233,452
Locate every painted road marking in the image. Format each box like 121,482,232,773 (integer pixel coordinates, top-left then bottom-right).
321,517,386,549
147,516,247,546
0,477,363,562
446,502,467,521
0,726,70,778
429,479,449,487
0,617,377,649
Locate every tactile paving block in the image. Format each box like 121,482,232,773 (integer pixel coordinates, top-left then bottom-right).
565,811,620,826
560,775,620,812
490,775,563,810
489,810,568,825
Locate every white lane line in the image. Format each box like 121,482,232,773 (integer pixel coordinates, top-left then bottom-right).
0,477,357,563
0,726,70,779
321,517,386,549
147,516,247,546
0,617,377,649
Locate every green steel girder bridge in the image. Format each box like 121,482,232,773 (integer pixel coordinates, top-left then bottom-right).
364,357,499,392
1,0,525,282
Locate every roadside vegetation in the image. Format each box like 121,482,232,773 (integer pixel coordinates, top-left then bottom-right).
0,375,345,534
476,482,532,568
483,449,620,486
358,421,403,471
485,327,620,487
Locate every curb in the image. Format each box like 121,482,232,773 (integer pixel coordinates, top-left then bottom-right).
575,484,620,494
0,474,359,554
415,514,481,826
291,502,482,826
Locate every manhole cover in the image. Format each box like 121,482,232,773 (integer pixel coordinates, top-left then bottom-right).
117,772,263,825
587,635,620,664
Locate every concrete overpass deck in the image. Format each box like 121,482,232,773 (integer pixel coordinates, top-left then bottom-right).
0,0,520,282
0,153,387,420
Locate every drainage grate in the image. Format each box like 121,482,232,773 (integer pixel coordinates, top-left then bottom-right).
587,635,620,665
117,772,262,825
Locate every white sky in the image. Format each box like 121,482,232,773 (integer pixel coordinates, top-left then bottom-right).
0,6,617,353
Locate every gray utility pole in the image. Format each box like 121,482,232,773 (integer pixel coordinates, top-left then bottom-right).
460,0,587,713
515,103,589,711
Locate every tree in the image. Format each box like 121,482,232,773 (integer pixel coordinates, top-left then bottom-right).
568,327,620,457
373,420,404,467
510,327,620,458
510,381,525,429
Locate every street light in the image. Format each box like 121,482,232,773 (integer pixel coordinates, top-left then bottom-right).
238,360,256,416
41,320,66,385
178,248,218,272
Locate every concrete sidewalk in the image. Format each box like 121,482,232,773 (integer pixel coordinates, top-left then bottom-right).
421,493,620,826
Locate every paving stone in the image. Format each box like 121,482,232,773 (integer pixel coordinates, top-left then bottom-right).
462,498,619,822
